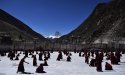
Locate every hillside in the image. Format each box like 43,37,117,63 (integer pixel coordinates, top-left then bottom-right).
0,9,46,42
60,0,125,44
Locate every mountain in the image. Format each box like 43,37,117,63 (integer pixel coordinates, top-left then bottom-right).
0,9,47,42
60,0,125,44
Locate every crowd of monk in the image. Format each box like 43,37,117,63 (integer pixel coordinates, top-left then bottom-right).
0,49,124,73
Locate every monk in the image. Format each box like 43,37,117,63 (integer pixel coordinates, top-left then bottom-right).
17,56,29,73
36,63,46,73
105,62,113,70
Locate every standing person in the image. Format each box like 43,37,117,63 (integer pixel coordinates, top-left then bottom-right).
56,51,63,61
10,51,15,60
39,52,43,61
115,52,122,62
91,51,94,57
85,55,89,64
17,56,29,73
96,53,103,72
110,52,118,64
47,51,50,59
33,55,37,66
25,50,28,57
79,52,82,57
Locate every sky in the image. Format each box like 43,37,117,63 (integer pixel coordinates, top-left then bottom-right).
0,0,111,37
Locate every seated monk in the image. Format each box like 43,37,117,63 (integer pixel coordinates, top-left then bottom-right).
105,62,113,70
89,58,96,67
43,60,48,66
67,55,71,62
15,56,19,60
36,63,46,73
